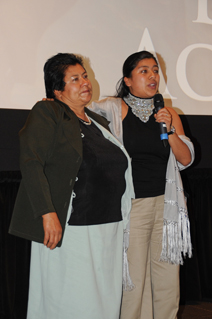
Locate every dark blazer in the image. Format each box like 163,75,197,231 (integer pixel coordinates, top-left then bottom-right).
9,99,110,246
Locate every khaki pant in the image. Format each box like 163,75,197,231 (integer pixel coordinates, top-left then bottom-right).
120,195,179,319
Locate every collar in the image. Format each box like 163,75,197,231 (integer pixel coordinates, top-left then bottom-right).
123,93,154,123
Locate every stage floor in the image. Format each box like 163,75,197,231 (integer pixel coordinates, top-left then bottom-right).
178,302,212,319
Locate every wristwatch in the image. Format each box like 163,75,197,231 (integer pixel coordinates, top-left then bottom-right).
168,125,176,135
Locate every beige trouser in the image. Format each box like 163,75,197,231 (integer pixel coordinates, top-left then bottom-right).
120,195,179,319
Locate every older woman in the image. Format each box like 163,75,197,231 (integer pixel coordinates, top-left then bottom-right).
9,53,134,319
90,51,194,319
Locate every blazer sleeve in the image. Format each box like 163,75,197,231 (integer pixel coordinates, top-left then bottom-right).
19,101,60,218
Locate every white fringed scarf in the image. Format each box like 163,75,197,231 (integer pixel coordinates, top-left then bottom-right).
160,138,193,264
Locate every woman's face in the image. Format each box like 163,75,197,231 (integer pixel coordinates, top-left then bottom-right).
55,64,92,108
124,58,159,99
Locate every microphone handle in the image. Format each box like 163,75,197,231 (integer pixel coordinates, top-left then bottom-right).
162,137,168,147
155,105,168,147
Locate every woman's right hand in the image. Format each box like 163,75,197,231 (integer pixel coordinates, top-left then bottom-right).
42,98,54,101
42,212,62,249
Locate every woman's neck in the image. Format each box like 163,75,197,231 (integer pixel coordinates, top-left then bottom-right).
127,92,155,100
56,98,90,123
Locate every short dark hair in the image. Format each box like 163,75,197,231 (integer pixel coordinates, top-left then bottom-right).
116,51,158,98
44,53,84,98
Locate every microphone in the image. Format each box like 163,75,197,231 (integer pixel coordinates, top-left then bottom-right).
154,93,168,147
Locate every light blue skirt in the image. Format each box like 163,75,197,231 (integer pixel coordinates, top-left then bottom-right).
27,221,123,319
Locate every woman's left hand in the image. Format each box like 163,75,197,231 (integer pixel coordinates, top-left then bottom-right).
154,107,172,132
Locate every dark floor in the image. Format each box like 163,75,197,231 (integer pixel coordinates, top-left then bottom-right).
178,302,212,319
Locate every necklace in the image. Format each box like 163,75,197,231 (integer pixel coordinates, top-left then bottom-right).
78,112,92,125
123,93,154,123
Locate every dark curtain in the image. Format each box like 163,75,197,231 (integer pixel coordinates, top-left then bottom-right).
0,172,31,319
180,168,212,303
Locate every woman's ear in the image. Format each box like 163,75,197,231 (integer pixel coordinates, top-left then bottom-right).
124,76,131,88
54,90,62,99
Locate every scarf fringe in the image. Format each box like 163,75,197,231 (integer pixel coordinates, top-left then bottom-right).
159,211,192,265
123,230,135,291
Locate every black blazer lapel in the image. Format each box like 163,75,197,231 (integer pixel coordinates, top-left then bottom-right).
55,99,83,159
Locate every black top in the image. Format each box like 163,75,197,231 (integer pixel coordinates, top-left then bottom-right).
68,120,127,226
123,107,170,198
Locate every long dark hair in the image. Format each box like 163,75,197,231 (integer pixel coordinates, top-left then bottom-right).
44,53,84,98
116,51,158,98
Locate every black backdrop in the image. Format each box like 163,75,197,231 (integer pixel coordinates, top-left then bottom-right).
1,109,212,319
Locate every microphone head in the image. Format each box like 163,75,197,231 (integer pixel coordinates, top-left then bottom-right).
154,93,164,112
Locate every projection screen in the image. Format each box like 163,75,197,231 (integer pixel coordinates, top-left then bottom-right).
0,0,211,115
